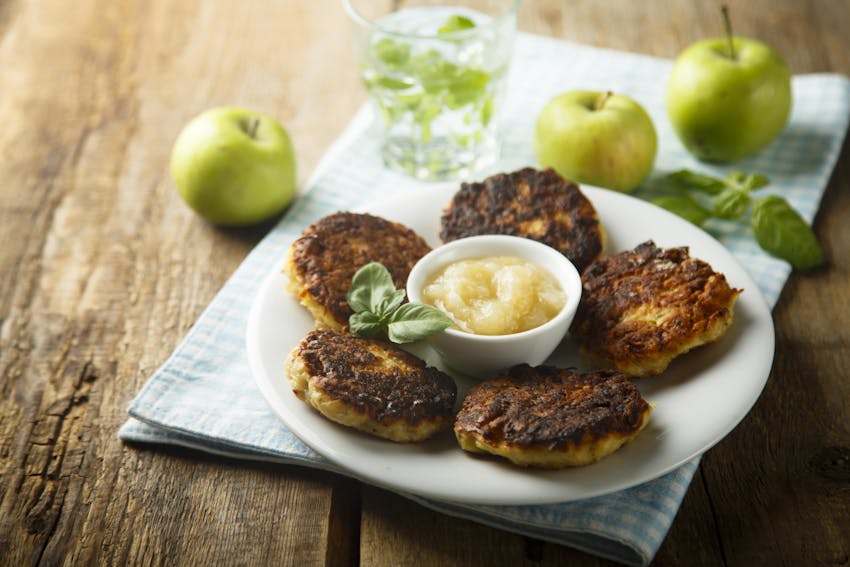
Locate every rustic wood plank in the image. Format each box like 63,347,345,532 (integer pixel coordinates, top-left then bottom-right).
1,0,848,566
680,1,850,564
0,0,358,565
324,476,361,567
653,468,726,566
360,485,620,566
698,142,850,566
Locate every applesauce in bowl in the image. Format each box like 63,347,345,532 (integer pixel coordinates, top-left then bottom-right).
421,255,566,336
407,235,582,378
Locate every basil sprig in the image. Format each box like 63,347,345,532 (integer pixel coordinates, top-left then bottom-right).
346,262,453,344
652,169,824,271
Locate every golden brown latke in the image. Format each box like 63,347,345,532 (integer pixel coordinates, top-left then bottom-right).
454,364,651,468
286,328,457,442
284,212,431,329
439,167,604,272
570,240,742,377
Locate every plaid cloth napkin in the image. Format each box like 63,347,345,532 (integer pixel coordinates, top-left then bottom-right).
120,33,850,566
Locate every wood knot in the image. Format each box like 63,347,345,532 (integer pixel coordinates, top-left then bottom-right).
26,515,49,535
808,446,850,482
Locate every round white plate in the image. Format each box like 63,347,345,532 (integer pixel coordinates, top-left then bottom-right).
246,183,775,505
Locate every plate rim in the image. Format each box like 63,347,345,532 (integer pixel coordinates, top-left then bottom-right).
246,182,775,505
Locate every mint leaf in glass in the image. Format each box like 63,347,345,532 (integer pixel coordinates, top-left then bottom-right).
437,15,476,34
480,95,495,126
413,51,459,93
446,68,490,107
371,75,416,91
372,37,411,68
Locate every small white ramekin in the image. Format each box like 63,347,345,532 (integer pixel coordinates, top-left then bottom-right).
406,234,582,378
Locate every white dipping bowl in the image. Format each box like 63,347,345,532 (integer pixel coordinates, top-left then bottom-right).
406,235,582,378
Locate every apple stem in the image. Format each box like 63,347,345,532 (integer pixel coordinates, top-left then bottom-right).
593,91,613,111
246,117,260,139
721,4,737,59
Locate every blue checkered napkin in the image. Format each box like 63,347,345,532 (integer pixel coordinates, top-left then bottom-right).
120,33,850,567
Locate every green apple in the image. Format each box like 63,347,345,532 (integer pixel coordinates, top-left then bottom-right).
534,90,657,193
666,18,792,162
170,107,297,226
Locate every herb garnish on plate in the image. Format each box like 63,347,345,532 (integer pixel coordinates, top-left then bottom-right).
347,262,453,344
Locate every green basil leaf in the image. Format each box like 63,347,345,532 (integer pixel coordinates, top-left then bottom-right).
438,15,476,34
387,303,454,344
751,195,824,270
376,288,407,317
346,261,454,343
724,171,771,193
712,187,751,220
724,171,748,188
744,173,770,192
652,195,711,226
667,169,726,194
346,262,396,313
349,311,385,338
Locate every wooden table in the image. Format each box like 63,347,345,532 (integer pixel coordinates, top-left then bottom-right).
2,1,848,565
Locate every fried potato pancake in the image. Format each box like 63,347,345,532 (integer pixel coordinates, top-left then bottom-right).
284,212,431,329
286,328,457,442
439,167,604,272
454,364,651,468
570,240,742,377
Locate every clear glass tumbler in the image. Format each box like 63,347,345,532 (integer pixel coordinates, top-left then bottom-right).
344,0,518,181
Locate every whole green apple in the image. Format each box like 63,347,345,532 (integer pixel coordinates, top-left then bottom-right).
534,91,657,193
667,36,791,162
170,107,297,226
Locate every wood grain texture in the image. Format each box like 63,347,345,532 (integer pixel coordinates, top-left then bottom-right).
0,0,847,566
0,1,358,565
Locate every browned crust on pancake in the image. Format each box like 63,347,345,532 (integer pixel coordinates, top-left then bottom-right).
286,212,431,328
454,365,651,467
290,328,456,434
439,167,603,272
570,240,742,377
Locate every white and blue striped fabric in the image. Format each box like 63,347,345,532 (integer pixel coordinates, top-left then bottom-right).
120,34,850,566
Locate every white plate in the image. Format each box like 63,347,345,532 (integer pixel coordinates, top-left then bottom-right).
246,183,775,505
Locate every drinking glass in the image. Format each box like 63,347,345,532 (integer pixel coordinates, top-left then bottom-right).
344,0,519,181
